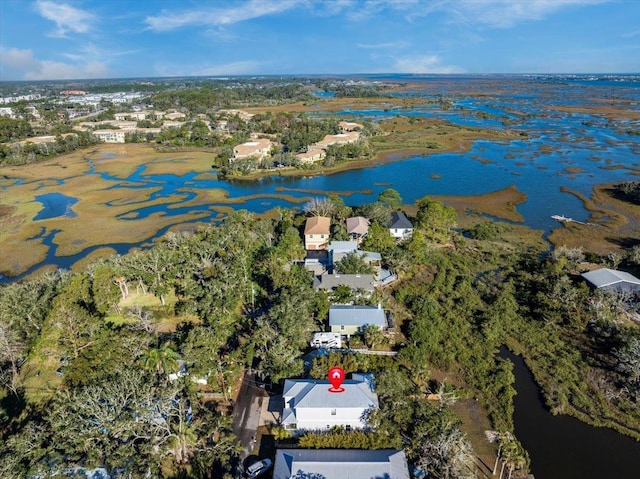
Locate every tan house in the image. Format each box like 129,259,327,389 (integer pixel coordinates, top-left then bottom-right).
219,109,255,121
232,138,273,161
164,111,186,120
346,216,370,243
296,147,326,164
93,130,125,143
339,120,364,131
304,216,331,250
315,131,361,148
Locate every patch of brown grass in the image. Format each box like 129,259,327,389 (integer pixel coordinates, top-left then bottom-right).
423,185,528,223
548,184,640,254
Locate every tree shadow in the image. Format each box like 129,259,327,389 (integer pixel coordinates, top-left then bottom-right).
0,388,27,421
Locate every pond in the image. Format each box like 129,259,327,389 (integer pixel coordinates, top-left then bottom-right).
500,348,640,479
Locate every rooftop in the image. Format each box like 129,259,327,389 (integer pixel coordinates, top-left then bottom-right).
329,304,386,327
273,449,410,479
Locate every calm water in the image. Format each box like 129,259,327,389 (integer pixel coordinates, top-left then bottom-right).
501,349,640,479
4,74,640,281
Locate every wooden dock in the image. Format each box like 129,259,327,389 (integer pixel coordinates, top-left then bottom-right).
551,214,590,226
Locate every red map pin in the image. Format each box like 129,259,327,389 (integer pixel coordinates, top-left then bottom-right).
328,366,345,393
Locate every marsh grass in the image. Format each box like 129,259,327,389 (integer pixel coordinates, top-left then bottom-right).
548,184,640,253
421,185,528,223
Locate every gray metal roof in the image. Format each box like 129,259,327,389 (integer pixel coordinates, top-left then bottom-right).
328,241,359,253
273,449,410,479
282,378,378,409
388,211,413,229
582,268,640,291
313,274,376,291
329,305,386,327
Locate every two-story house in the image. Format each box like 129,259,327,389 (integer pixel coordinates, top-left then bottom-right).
281,374,378,433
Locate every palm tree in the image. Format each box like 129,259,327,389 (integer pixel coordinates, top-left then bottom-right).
141,344,180,379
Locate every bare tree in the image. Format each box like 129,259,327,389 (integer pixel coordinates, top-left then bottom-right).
303,197,334,217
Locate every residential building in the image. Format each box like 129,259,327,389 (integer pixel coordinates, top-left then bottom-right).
315,131,361,148
281,374,378,432
389,211,413,239
329,304,386,335
93,130,125,143
313,273,376,293
581,268,640,293
304,216,331,250
232,138,273,161
296,146,326,164
218,109,255,121
328,241,381,270
164,111,186,120
273,449,410,479
346,216,370,243
339,120,364,132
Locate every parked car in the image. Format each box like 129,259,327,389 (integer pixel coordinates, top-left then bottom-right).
246,458,272,478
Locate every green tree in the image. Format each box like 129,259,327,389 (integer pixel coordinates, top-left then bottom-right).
335,251,375,275
378,188,403,209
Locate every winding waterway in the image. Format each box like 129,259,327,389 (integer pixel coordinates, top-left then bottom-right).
501,349,640,479
2,74,639,281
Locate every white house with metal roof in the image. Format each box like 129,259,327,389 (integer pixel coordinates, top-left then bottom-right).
281,375,378,432
581,268,640,293
273,449,410,479
329,304,386,336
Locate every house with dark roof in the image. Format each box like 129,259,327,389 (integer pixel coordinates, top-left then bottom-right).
389,211,413,239
581,268,640,293
329,304,387,336
273,449,410,479
281,374,378,432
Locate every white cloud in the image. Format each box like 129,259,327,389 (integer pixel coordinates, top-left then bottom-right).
193,60,268,76
449,0,610,29
145,0,303,32
392,54,464,73
0,47,108,80
35,0,95,37
357,41,409,49
332,0,609,28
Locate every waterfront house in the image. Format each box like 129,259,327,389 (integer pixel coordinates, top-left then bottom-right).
296,146,326,164
273,449,410,479
93,130,125,143
339,120,364,132
581,268,640,294
329,304,386,336
281,374,378,432
304,216,331,250
389,211,413,239
232,138,273,161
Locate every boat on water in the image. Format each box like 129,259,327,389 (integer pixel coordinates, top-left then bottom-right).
551,214,572,222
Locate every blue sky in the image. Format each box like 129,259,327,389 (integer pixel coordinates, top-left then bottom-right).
0,0,638,80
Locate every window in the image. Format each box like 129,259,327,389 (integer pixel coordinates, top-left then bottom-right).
331,409,336,415
340,325,345,331
309,234,313,238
